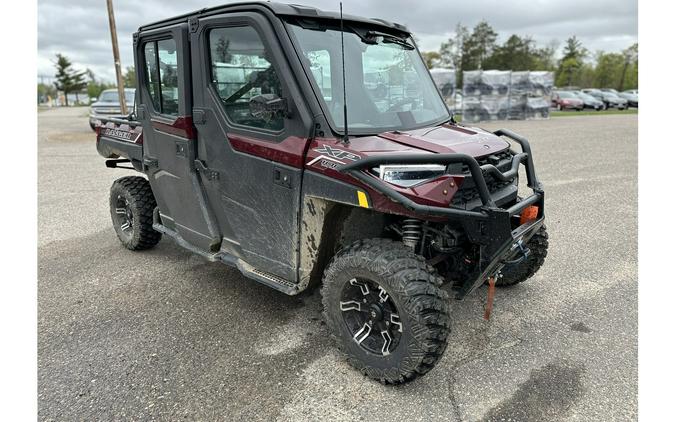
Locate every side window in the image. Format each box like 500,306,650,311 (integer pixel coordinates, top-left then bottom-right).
143,38,179,116
209,26,284,131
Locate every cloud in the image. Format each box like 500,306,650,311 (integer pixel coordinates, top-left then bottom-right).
37,0,637,82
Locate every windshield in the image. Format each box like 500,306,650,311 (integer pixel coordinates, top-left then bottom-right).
288,22,449,134
557,91,576,99
574,92,594,101
99,90,135,104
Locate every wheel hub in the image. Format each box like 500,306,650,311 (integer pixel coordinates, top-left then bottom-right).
339,278,403,356
114,195,134,236
368,304,383,321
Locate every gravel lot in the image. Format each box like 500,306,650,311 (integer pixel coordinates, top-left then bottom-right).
38,107,637,421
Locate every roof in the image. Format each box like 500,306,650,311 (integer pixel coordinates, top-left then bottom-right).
138,1,409,34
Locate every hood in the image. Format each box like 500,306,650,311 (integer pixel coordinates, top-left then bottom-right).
608,96,627,103
91,101,122,108
340,124,511,158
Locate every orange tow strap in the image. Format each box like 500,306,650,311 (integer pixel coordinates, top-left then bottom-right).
484,276,497,320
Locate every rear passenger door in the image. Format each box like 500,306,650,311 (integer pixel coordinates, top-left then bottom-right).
135,25,220,252
190,12,314,281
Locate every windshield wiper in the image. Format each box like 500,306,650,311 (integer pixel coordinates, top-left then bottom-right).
349,27,415,49
369,31,415,50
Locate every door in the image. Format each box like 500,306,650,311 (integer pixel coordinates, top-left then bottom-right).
190,13,314,281
136,25,219,252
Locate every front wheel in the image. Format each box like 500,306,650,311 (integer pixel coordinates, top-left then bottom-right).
322,239,451,384
496,225,549,287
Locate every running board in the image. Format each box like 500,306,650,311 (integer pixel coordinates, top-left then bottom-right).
152,217,299,296
235,261,300,296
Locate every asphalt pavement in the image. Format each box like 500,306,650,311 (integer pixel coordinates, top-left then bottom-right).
38,107,637,421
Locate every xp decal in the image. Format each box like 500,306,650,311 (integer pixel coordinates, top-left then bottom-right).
308,145,361,167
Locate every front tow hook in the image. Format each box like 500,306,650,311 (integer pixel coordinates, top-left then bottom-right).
502,239,531,266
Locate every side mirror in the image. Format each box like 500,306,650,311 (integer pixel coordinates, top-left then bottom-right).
249,94,289,121
90,97,97,103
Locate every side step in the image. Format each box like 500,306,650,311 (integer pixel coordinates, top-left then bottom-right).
152,216,300,296
235,261,300,296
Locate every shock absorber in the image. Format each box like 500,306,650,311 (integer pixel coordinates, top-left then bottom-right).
401,219,422,250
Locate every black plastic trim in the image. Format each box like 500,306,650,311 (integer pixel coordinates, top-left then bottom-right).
338,128,543,220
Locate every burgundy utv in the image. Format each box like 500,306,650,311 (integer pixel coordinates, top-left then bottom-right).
96,2,547,384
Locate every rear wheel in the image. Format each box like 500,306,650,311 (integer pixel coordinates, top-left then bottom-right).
109,176,161,250
496,225,549,287
322,238,451,384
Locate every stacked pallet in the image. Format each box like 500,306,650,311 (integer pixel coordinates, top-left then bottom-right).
428,69,556,122
508,71,554,120
462,70,511,123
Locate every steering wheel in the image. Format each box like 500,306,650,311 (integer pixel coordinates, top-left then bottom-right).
386,97,417,112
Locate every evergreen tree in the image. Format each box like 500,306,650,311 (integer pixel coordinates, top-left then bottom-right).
555,36,588,87
53,54,86,106
464,21,498,69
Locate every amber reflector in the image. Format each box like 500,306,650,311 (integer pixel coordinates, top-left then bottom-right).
520,205,539,225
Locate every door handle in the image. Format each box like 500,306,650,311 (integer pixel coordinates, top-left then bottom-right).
273,166,293,188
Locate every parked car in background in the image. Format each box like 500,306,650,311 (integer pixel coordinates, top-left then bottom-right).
89,89,136,130
619,90,638,108
582,89,627,110
571,91,604,110
551,90,584,111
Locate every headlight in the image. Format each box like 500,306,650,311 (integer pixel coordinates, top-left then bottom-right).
375,164,447,188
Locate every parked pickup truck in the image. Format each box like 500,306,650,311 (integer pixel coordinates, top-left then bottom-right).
89,88,136,131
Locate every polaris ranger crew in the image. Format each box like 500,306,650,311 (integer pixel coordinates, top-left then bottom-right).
96,1,548,384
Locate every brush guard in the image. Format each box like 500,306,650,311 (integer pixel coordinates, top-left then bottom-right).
338,128,545,300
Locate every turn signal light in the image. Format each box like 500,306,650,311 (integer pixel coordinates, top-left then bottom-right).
520,205,539,225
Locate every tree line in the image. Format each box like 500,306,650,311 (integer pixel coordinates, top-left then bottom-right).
38,53,136,105
421,21,638,91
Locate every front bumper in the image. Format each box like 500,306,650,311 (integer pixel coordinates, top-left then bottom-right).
339,128,545,299
89,112,127,126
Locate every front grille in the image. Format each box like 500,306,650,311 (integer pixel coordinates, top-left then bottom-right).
451,149,517,207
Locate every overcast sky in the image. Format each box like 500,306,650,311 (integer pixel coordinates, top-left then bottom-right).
37,0,637,83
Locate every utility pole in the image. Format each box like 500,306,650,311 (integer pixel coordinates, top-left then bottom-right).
106,0,127,115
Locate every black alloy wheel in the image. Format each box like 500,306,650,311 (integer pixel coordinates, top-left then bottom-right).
339,277,403,357
322,238,451,384
113,194,135,241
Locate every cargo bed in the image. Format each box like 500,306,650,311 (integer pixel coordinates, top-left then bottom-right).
95,118,144,171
